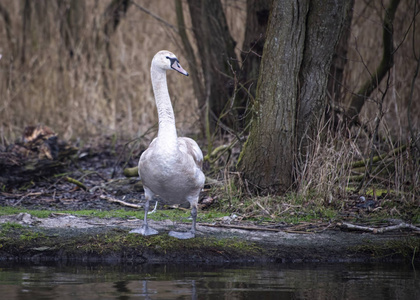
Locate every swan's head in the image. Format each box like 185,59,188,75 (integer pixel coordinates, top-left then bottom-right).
152,50,189,76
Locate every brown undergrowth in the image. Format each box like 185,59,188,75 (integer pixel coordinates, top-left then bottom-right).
205,119,420,227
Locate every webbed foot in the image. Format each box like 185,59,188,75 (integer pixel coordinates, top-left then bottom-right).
168,230,195,239
129,225,159,236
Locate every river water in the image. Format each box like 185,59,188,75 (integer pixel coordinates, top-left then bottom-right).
0,262,418,299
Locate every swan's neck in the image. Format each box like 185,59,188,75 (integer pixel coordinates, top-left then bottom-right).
151,67,178,147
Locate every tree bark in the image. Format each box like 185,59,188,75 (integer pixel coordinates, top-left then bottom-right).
239,0,271,129
241,0,271,102
296,0,353,160
238,0,351,195
186,0,240,132
238,0,308,194
326,0,354,127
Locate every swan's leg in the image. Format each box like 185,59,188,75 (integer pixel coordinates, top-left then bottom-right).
129,188,159,236
169,201,197,239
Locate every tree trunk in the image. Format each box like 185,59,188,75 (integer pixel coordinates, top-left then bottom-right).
326,0,354,128
174,0,205,132
241,0,271,102
238,0,351,195
186,0,240,132
237,0,309,194
239,0,271,129
296,0,352,160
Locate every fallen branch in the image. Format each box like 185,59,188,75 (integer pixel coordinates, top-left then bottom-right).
100,195,141,209
66,177,87,190
349,144,406,169
199,223,313,234
123,166,138,177
340,222,420,234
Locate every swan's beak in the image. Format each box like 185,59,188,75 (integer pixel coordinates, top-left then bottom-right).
171,60,189,76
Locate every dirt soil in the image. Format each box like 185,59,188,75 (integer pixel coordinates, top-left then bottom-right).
1,140,419,265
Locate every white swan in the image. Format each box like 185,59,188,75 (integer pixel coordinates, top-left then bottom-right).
130,50,205,239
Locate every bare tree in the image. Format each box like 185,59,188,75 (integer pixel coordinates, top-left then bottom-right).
184,0,239,132
346,0,400,125
238,0,352,195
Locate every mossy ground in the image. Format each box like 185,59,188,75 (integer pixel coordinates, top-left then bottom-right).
0,220,264,263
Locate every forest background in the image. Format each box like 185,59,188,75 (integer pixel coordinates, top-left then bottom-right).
0,0,419,219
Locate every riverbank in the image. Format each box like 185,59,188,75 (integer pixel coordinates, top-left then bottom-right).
0,212,419,265
1,139,419,265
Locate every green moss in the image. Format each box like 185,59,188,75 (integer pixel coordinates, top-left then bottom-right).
67,230,263,257
353,238,420,260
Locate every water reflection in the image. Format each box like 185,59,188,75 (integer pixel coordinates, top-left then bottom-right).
0,262,418,299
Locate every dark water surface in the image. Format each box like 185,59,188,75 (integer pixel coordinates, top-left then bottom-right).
0,262,418,299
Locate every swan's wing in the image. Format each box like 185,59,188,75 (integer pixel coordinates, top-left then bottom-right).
178,137,203,169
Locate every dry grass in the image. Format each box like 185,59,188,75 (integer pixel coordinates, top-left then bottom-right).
295,118,419,205
0,0,203,145
1,1,418,143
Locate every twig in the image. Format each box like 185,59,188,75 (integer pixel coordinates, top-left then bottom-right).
100,195,141,208
12,192,42,206
340,222,420,233
131,1,178,33
255,201,275,219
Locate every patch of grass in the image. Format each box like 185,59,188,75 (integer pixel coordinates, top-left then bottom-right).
0,206,140,219
0,206,230,228
19,231,46,242
0,222,47,249
1,222,25,230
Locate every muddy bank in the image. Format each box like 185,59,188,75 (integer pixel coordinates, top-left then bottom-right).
0,213,419,265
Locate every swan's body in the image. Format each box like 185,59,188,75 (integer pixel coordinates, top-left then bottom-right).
130,50,205,239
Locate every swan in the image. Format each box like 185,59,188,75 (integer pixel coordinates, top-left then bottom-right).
129,50,205,239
